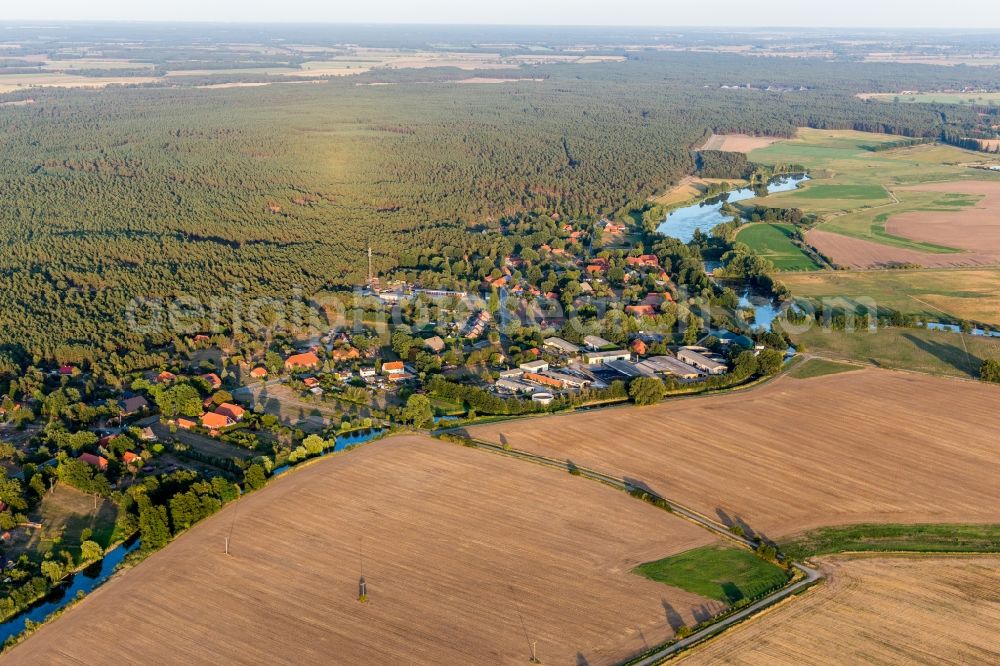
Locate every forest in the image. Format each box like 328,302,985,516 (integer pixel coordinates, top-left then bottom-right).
2,44,1000,375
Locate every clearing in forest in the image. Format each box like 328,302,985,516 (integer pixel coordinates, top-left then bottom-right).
466,369,1000,539
8,435,723,666
699,134,783,153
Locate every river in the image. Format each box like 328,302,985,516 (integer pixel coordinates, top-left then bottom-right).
0,535,141,645
657,174,809,242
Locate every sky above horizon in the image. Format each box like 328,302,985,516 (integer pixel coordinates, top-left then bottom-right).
4,1,1000,29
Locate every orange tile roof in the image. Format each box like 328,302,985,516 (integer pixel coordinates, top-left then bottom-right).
285,352,320,369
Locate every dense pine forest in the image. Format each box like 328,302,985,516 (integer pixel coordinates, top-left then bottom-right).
2,42,1000,373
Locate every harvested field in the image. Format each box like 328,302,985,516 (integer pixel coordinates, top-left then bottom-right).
806,228,999,269
678,555,1000,665
467,370,1000,540
700,134,781,153
780,268,1000,325
885,181,1000,257
9,435,722,665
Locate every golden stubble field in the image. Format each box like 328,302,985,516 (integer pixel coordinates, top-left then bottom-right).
8,435,722,666
699,134,782,153
468,369,1000,540
678,555,1000,665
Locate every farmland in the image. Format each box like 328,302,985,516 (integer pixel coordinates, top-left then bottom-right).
746,129,1000,267
699,134,783,153
734,223,821,271
780,268,1000,325
788,326,1000,378
466,369,1000,539
635,546,789,604
677,555,1000,665
7,435,725,665
861,91,1000,104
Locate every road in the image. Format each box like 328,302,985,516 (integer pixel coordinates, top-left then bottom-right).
452,436,826,666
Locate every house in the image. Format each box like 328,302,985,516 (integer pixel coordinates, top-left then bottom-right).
120,396,150,416
544,337,580,355
630,339,649,356
518,359,549,373
423,336,446,353
583,350,631,366
626,254,660,269
625,305,657,317
523,373,563,389
495,377,536,394
58,365,75,376
605,359,644,378
140,427,156,441
331,346,361,362
677,347,728,375
201,373,222,390
250,367,268,379
542,371,591,389
382,360,405,375
193,334,210,343
176,417,197,430
78,453,108,472
387,372,415,383
214,403,246,422
156,371,176,384
713,330,755,349
637,356,703,380
303,377,320,388
359,367,377,379
201,412,233,430
98,434,118,448
122,451,142,467
285,352,320,370
583,335,613,351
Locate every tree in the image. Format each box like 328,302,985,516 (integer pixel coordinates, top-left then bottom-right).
732,350,758,379
80,540,104,562
41,560,64,585
981,358,1000,383
302,434,327,456
628,377,666,406
756,349,784,376
402,394,434,428
138,496,171,550
244,463,267,491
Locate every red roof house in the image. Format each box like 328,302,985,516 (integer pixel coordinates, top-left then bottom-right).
201,412,232,430
78,453,108,472
214,403,245,422
250,367,268,379
285,352,320,370
201,373,222,390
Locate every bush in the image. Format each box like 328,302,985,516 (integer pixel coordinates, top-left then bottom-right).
980,358,1000,383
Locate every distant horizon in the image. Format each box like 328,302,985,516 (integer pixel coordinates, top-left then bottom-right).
3,0,1000,30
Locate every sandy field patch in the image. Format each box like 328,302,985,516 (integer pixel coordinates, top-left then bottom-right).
8,435,721,666
0,73,158,92
467,370,1000,540
884,181,1000,256
678,555,1000,665
700,134,783,153
806,229,999,269
455,77,545,84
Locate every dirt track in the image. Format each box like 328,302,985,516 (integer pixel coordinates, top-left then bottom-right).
468,369,1000,540
7,435,720,666
677,555,1000,665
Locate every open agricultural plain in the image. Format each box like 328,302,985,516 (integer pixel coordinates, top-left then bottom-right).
466,369,1000,540
746,129,1000,268
7,435,724,666
677,555,1000,665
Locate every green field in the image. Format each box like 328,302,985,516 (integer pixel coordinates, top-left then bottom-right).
748,129,1000,242
787,357,861,379
781,523,1000,560
787,325,1000,378
866,92,1000,105
780,268,1000,326
734,223,821,271
633,546,789,605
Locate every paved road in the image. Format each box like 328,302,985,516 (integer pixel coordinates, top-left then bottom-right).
456,436,826,665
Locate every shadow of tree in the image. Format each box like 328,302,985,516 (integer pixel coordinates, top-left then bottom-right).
661,599,685,631
902,332,981,377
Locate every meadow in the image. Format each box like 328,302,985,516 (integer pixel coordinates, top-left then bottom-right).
788,325,1000,378
780,268,1000,325
7,435,723,665
635,546,789,604
734,223,821,271
862,91,1000,105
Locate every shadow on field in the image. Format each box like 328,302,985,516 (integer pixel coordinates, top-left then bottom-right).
661,599,685,631
902,332,981,377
